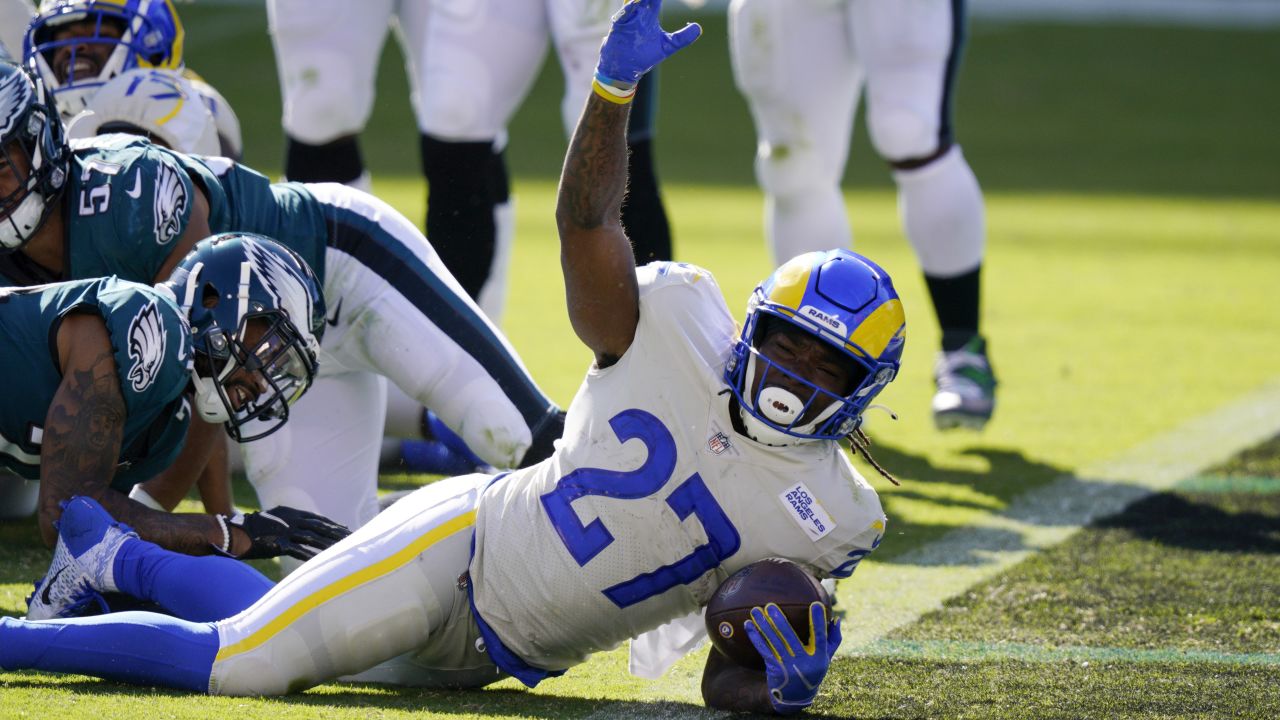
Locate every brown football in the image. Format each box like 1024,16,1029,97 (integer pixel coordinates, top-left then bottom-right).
704,558,831,670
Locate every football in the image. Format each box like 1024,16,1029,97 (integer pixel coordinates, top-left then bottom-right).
704,558,831,669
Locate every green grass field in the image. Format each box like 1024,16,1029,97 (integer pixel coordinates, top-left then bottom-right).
2,5,1279,718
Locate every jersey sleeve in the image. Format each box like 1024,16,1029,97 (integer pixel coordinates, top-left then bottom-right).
68,139,198,282
625,261,738,372
101,283,193,423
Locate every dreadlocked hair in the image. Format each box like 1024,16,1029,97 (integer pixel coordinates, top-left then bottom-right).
846,426,899,486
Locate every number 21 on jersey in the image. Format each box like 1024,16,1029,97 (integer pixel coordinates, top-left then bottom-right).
540,409,741,608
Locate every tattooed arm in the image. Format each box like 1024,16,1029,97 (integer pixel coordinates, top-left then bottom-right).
556,0,700,367
40,311,246,554
555,91,640,368
701,644,776,714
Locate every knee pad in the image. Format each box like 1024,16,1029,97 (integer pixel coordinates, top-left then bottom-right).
754,141,837,200
866,105,940,164
280,50,374,143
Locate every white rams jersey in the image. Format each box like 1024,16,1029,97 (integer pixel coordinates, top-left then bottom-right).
469,262,887,672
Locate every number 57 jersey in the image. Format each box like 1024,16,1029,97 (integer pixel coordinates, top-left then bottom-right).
469,262,887,673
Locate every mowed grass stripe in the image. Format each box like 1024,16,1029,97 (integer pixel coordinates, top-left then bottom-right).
838,378,1280,651
859,639,1280,667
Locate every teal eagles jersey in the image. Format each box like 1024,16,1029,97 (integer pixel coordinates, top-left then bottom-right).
0,277,192,492
28,134,328,287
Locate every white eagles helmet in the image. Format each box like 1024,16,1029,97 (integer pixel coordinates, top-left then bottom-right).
0,60,70,252
161,233,326,442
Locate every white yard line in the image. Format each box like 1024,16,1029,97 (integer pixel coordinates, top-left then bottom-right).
839,378,1280,652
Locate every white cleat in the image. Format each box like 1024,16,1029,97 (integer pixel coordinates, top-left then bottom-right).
25,496,136,620
932,336,997,431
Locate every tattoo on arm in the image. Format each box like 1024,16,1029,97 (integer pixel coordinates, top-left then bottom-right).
39,349,127,545
40,349,220,554
556,94,641,364
558,96,631,232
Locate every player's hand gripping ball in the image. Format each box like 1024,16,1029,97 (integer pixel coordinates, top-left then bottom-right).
704,558,831,669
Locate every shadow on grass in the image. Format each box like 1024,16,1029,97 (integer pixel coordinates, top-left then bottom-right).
0,675,717,718
0,514,50,590
1098,491,1280,554
863,443,1077,562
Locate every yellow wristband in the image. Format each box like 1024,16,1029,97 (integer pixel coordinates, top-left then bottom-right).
592,77,636,105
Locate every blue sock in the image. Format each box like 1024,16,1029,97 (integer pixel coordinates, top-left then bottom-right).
114,537,274,622
0,613,218,692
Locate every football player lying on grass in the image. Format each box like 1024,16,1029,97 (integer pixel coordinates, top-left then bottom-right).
0,2,899,713
0,230,347,563
0,59,564,540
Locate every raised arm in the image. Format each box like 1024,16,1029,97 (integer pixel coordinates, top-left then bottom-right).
556,0,700,367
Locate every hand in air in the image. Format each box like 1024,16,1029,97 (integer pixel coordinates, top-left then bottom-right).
744,601,843,714
597,0,702,87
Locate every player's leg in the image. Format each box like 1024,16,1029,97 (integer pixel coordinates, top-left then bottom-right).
268,0,394,189
622,73,674,263
728,0,862,265
0,611,220,691
0,475,490,695
308,183,563,471
240,370,387,536
26,495,272,622
394,0,549,308
385,385,490,476
211,473,489,695
852,0,994,428
0,0,34,65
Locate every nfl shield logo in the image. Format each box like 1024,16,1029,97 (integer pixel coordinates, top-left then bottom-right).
707,431,731,455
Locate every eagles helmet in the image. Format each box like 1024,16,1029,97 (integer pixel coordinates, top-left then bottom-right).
24,0,184,119
162,233,325,442
725,249,906,445
0,61,69,252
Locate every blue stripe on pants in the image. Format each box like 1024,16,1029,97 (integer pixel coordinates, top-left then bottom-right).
324,216,556,433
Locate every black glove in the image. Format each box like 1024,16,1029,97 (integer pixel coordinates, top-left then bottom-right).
224,506,351,561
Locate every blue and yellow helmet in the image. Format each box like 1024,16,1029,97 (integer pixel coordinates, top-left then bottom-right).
24,0,185,118
725,249,906,443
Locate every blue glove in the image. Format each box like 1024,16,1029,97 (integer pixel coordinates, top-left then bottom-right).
744,602,842,714
596,0,702,88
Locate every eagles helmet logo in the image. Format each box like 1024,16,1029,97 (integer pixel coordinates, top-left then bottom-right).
0,69,32,138
127,301,168,392
152,163,188,245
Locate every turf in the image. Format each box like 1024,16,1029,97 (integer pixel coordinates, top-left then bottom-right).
3,5,1280,719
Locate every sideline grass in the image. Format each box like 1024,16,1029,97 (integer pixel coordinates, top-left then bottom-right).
828,436,1280,719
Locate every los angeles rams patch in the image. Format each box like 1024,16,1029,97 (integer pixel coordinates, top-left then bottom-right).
779,482,836,541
